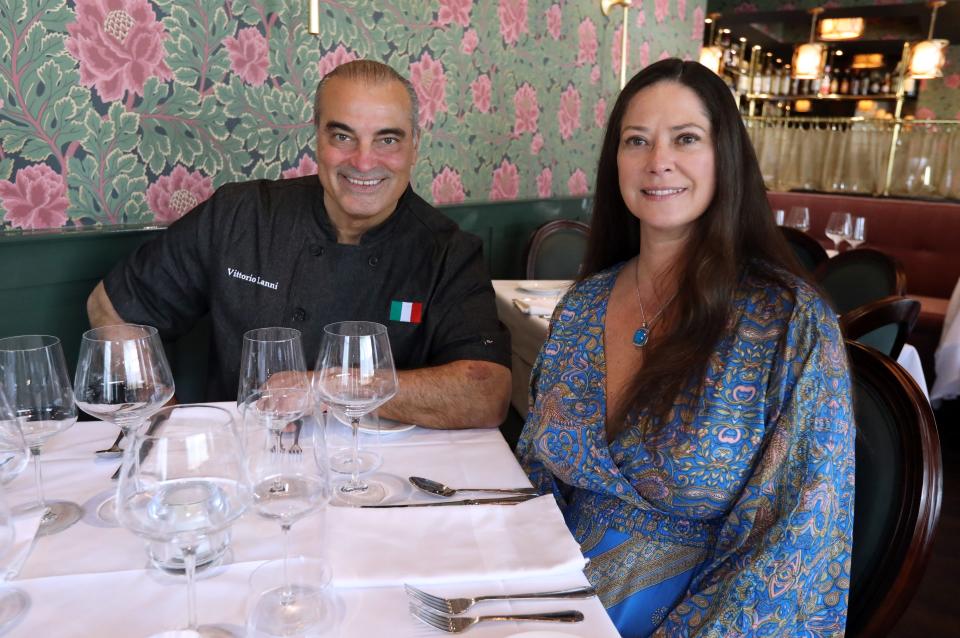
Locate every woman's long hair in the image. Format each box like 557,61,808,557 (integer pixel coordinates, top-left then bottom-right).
581,58,805,435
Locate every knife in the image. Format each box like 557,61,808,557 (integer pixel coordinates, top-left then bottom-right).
360,494,539,508
111,411,171,480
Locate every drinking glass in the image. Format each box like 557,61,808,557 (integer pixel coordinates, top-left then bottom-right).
246,415,331,632
74,324,175,523
0,335,81,535
116,405,250,637
0,391,30,633
0,489,28,633
247,555,342,638
772,208,786,226
825,211,852,252
786,206,810,232
314,322,397,505
237,328,310,436
848,216,867,249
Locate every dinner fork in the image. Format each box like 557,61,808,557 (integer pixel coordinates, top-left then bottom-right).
408,604,583,633
405,583,596,614
287,419,303,454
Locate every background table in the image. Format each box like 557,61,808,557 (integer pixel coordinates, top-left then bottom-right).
2,405,618,637
931,276,960,404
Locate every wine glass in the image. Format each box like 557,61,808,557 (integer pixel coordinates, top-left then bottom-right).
116,404,250,637
772,208,786,226
246,413,332,632
0,335,81,535
0,488,28,633
786,206,810,232
247,555,342,638
237,328,310,436
848,216,867,249
0,390,30,633
825,211,852,252
74,324,175,523
314,322,397,505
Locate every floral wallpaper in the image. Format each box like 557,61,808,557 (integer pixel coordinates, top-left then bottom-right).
0,0,705,230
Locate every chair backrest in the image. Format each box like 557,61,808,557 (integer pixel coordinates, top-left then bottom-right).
779,226,828,272
522,220,590,280
840,296,921,360
846,340,942,637
814,248,907,315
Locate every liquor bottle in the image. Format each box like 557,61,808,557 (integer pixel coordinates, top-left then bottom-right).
869,72,881,95
850,70,861,95
830,71,839,95
818,65,831,97
881,71,891,94
839,69,850,95
760,55,773,94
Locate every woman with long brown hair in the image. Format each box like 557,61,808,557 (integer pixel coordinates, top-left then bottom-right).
516,58,854,637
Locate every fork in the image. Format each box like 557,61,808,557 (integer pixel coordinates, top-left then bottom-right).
405,583,595,614
409,604,583,633
287,419,303,454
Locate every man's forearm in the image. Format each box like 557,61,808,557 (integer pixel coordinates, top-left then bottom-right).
376,360,511,429
87,281,125,328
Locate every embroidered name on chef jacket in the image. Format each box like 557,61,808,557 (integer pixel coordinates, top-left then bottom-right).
389,300,423,324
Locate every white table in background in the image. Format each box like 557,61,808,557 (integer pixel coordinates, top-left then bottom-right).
2,405,617,638
931,277,960,404
494,279,931,417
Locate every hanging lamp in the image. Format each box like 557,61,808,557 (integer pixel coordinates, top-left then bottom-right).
906,1,948,79
792,8,827,79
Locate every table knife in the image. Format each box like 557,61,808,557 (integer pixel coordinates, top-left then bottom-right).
360,494,539,508
110,411,170,480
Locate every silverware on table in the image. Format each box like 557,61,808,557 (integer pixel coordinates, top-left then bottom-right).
94,431,125,458
360,494,538,508
110,411,170,480
405,583,596,614
409,476,539,498
409,604,583,633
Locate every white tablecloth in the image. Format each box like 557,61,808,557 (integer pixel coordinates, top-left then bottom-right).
2,404,618,637
931,277,960,404
494,279,930,416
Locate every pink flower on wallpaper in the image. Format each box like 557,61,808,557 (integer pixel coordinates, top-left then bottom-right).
659,50,671,62
567,169,589,196
576,18,598,66
65,0,172,102
558,84,581,141
640,41,650,68
678,0,687,21
734,3,758,13
431,167,466,204
461,29,479,55
915,107,936,120
410,52,448,128
223,27,269,86
611,26,625,78
636,6,646,29
437,0,472,27
146,165,214,223
590,65,600,84
655,0,669,24
282,155,318,179
594,98,607,128
513,83,539,136
0,164,70,230
498,0,529,46
692,7,704,40
471,74,492,113
318,44,358,78
546,4,562,40
536,167,552,198
530,133,544,155
945,74,960,89
490,159,520,200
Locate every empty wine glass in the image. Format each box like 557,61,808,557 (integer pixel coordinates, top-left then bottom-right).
786,206,810,232
74,324,175,523
825,211,852,252
246,413,331,632
314,322,397,505
848,216,867,249
247,555,342,638
0,390,30,633
116,405,250,637
772,208,786,226
237,328,310,436
0,335,81,535
0,488,28,633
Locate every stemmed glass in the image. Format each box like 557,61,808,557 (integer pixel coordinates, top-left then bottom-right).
237,328,311,437
786,206,810,232
73,324,175,523
116,405,250,637
314,322,397,505
0,335,81,535
772,208,786,226
848,216,867,249
0,389,30,633
825,211,852,252
246,413,333,633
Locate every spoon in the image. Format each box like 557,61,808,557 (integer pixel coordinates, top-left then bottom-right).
409,476,539,498
94,431,124,458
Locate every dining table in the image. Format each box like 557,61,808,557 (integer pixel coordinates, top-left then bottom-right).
931,276,960,405
1,403,619,637
495,279,931,418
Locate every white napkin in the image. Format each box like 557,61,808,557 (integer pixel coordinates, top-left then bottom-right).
326,495,585,588
512,297,558,317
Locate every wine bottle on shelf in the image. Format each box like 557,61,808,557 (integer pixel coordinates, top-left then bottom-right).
760,55,773,94
881,72,891,94
839,70,850,95
850,70,861,95
819,65,832,97
869,72,881,95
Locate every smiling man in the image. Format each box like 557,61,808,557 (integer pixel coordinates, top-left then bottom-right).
86,60,512,429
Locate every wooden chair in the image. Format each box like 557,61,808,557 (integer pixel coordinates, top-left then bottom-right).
814,248,907,315
840,295,921,360
779,226,829,273
522,220,590,280
846,340,942,637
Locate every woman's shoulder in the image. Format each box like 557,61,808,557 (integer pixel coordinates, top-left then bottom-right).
739,263,837,326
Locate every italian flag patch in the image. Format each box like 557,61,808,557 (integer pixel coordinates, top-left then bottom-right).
389,300,423,324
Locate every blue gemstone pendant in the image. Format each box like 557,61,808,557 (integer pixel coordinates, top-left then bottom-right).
632,325,650,348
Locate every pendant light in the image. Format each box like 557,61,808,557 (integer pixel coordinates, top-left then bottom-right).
907,1,948,79
819,17,864,41
698,13,724,75
793,8,827,79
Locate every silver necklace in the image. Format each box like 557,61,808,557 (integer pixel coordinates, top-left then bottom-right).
632,259,678,348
